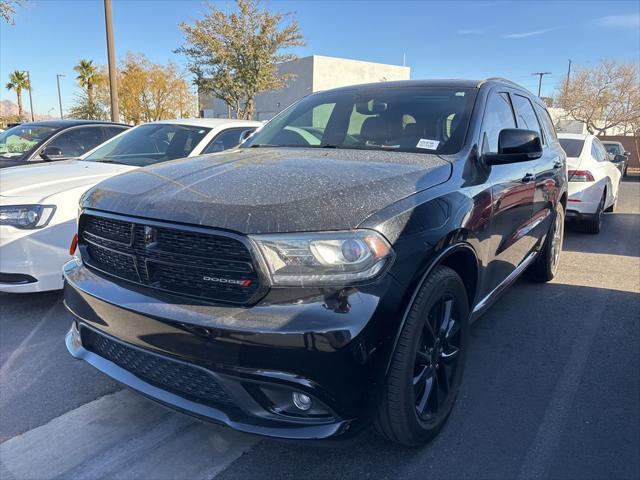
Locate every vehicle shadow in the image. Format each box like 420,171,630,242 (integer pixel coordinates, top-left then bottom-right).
563,213,640,257
216,281,640,480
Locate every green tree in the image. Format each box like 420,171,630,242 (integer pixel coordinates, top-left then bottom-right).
74,59,99,108
5,70,30,120
177,0,304,119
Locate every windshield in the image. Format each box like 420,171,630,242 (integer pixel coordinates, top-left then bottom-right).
603,143,622,155
0,125,58,160
83,123,211,167
244,86,477,155
559,138,585,157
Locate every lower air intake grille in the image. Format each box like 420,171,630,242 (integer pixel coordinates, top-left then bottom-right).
82,328,235,408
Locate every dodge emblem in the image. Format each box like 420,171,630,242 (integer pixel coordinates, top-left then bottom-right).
144,226,156,246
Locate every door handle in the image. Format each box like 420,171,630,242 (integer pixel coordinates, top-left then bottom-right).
522,173,534,183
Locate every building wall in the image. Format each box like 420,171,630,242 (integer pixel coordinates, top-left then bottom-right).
311,55,410,92
200,55,410,121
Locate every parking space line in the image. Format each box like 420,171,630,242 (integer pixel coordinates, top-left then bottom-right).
0,390,258,480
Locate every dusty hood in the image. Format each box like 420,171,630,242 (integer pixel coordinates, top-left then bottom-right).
0,160,134,202
83,148,452,233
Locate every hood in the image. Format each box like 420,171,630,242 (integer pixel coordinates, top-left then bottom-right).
0,160,135,202
83,148,452,234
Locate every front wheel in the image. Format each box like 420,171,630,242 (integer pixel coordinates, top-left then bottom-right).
525,202,564,282
375,266,469,446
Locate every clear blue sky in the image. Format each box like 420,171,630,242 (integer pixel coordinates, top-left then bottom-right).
1,0,638,117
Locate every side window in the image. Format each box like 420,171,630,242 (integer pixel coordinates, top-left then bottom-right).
481,91,516,154
591,139,607,162
512,94,543,142
104,126,128,139
536,105,558,142
202,128,255,154
47,127,104,158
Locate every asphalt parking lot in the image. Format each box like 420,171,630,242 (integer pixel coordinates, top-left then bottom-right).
1,177,638,480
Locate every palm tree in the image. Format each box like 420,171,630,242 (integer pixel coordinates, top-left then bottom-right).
74,59,98,106
5,70,30,120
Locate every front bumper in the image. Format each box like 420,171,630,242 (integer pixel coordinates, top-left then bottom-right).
0,222,74,292
63,260,405,440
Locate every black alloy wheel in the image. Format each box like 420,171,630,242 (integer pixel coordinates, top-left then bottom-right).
413,295,463,423
375,265,469,446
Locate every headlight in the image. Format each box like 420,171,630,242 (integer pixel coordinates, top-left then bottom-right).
0,205,56,229
250,230,393,286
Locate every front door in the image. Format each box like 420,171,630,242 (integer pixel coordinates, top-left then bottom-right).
480,90,536,298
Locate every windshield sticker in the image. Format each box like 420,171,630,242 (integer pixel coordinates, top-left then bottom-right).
416,138,439,150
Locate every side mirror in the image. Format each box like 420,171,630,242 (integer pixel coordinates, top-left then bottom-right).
624,151,631,157
484,129,543,165
613,154,626,163
40,146,64,161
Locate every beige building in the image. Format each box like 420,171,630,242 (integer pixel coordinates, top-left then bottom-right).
199,55,411,120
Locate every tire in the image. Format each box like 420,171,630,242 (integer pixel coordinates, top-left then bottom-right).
375,266,469,446
581,191,605,234
525,202,564,282
605,199,615,213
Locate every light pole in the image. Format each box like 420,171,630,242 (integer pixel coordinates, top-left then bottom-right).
104,0,119,122
56,74,65,119
532,72,552,97
25,70,35,121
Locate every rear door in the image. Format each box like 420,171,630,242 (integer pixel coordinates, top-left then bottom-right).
481,89,536,296
591,137,621,204
512,95,560,240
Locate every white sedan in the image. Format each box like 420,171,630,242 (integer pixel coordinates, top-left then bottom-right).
0,118,261,292
558,133,622,234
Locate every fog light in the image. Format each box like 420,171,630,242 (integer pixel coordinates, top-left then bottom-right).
292,392,312,411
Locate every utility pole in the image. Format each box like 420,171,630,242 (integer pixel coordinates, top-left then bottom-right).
56,74,65,119
532,72,552,97
25,71,35,121
104,0,119,122
565,59,572,91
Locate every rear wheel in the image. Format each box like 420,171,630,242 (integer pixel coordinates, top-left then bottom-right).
525,202,564,282
375,266,469,446
581,191,605,234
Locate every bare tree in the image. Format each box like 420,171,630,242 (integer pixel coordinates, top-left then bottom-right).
0,0,25,24
556,59,640,136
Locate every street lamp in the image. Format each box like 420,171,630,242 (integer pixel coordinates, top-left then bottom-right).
56,74,65,119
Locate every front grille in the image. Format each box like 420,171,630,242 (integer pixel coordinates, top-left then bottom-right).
79,213,261,304
82,327,235,407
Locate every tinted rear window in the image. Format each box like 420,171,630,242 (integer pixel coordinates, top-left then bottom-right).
559,138,584,157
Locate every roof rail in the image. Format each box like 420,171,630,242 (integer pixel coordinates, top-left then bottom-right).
480,77,528,91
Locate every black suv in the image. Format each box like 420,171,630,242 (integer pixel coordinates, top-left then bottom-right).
64,79,567,446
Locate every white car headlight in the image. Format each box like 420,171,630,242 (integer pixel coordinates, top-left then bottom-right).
0,205,56,229
250,230,393,286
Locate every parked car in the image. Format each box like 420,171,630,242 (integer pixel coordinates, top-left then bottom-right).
601,140,630,177
0,120,130,169
64,79,567,446
0,118,261,292
558,133,621,233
